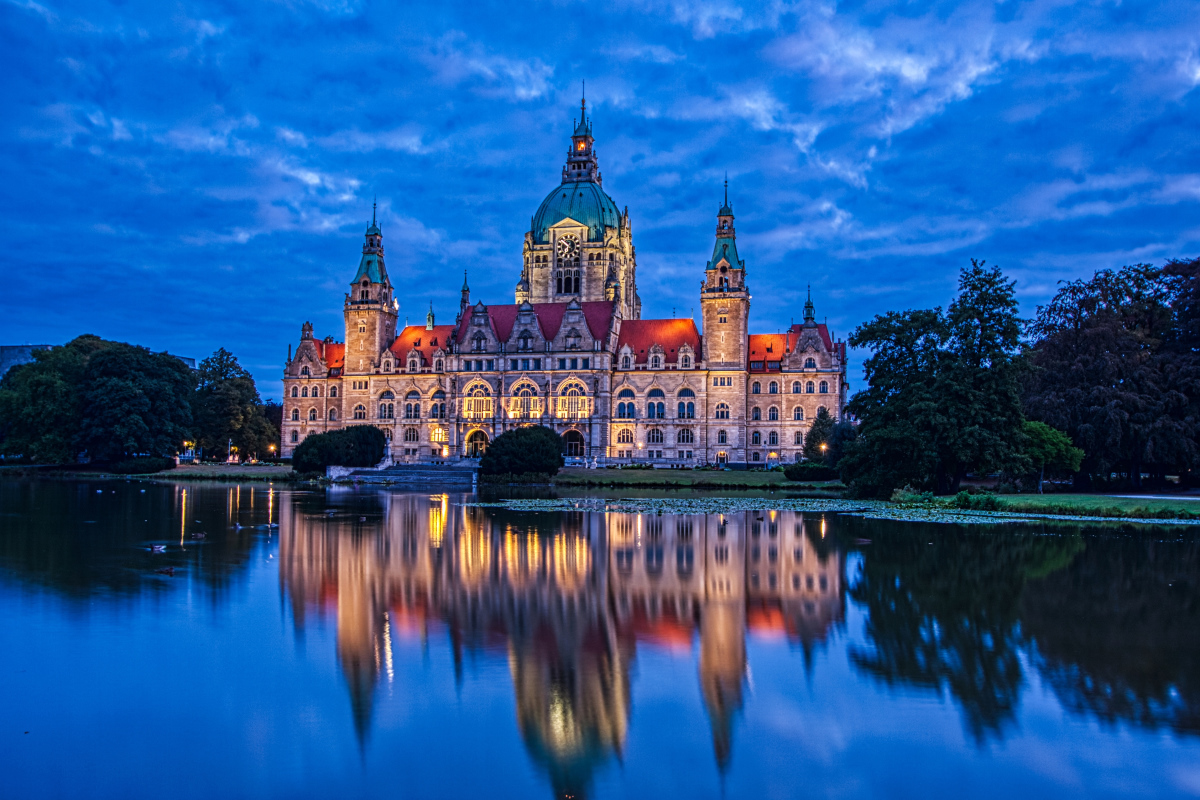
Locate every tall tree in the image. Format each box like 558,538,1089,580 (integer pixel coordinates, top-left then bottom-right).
802,407,836,462
193,348,276,460
841,262,1026,497
75,344,194,461
1024,264,1197,487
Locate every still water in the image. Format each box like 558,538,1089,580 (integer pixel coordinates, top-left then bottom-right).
1,479,1198,799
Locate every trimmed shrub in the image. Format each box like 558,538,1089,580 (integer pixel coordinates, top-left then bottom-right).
106,456,177,474
950,490,1002,511
480,426,564,476
293,425,386,474
783,461,838,482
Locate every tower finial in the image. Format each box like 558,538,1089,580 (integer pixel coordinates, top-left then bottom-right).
372,195,377,226
582,79,586,115
724,173,728,207
804,284,816,324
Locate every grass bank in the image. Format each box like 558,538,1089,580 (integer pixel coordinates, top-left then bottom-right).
553,467,844,492
991,492,1200,518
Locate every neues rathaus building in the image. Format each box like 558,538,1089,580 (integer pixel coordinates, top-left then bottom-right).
282,100,848,465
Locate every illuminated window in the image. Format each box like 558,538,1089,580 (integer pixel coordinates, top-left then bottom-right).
617,428,634,444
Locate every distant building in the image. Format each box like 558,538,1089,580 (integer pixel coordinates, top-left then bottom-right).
0,345,195,382
282,99,849,466
0,345,52,380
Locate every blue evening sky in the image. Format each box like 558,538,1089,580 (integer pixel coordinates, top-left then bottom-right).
3,0,1199,398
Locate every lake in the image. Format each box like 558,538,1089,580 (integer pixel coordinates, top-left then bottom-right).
1,478,1197,799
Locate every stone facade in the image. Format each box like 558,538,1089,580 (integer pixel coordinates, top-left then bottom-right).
281,101,847,466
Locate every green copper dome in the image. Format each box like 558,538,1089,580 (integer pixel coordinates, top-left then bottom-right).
531,181,620,243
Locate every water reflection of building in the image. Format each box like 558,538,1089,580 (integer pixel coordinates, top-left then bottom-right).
279,494,843,794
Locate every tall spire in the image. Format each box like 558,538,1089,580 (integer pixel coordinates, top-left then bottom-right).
426,301,435,330
565,92,599,183
719,174,733,216
372,195,377,227
803,285,816,324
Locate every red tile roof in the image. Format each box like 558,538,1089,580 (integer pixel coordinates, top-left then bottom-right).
311,339,345,370
616,318,701,364
456,301,614,344
747,324,842,371
389,325,458,367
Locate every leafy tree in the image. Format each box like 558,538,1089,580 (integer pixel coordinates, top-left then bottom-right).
193,348,276,460
75,344,194,461
1024,264,1197,488
1022,421,1083,493
479,425,565,476
292,426,386,474
0,335,107,462
840,262,1026,497
802,407,836,462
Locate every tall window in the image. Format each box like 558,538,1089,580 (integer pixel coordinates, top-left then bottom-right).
715,403,730,419
680,355,691,369
330,386,338,398
677,429,694,444
751,382,761,394
291,431,298,443
650,355,661,369
353,405,366,420
794,431,803,445
329,408,337,421
717,429,727,444
792,381,801,393
404,428,419,442
301,387,308,397
819,381,829,393
473,334,486,353
291,408,299,421
622,355,631,369
768,431,778,446
768,407,779,421
309,408,317,421
794,407,804,421
647,388,665,419
617,429,634,444
806,381,816,394
616,388,635,419
752,432,761,445
769,382,778,394
291,387,298,397
648,428,664,444
752,407,761,421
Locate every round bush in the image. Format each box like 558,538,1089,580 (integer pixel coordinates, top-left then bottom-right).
293,425,386,474
479,426,565,476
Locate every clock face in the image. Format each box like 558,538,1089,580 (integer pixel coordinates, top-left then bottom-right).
556,235,580,259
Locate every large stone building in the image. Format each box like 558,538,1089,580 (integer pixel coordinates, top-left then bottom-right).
281,101,847,466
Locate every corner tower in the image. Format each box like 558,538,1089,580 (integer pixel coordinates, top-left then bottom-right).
523,95,641,318
343,205,398,375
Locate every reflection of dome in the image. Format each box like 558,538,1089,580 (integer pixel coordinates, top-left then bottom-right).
531,181,620,244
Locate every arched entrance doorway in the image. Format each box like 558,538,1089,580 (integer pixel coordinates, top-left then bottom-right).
466,430,489,458
562,430,586,458
716,451,728,466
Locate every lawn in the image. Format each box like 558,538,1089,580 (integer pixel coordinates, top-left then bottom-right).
553,467,839,490
167,463,297,480
997,493,1200,517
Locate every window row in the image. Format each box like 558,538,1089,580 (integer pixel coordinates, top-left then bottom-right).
615,428,696,445
620,354,693,370
291,385,337,398
750,380,832,394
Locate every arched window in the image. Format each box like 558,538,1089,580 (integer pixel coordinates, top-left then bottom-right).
291,387,298,397
792,381,800,394
291,431,298,443
309,408,317,421
650,355,661,369
313,386,321,398
380,390,395,400
768,407,779,421
817,405,828,417
647,428,664,444
804,357,816,368
769,382,778,394
647,388,665,419
819,381,829,393
794,407,805,421
330,386,338,398
431,390,447,419
301,387,309,397
677,400,695,418
617,429,634,444
622,355,631,369
794,431,803,445
718,430,728,444
752,407,761,421
806,381,816,393
379,403,394,419
715,403,730,419
404,428,419,442
472,334,486,353
353,405,366,420
329,408,337,421
681,355,691,369
435,359,444,372
752,432,761,445
301,366,310,377
768,431,778,446
677,429,694,444
408,359,418,372
751,382,761,394
291,408,299,421
616,388,635,419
